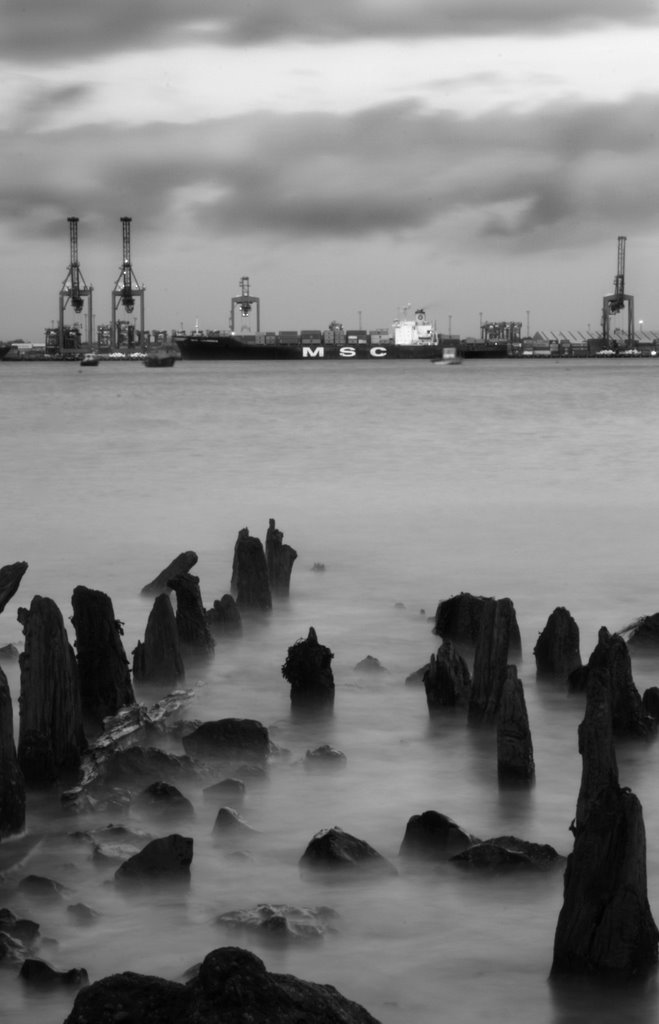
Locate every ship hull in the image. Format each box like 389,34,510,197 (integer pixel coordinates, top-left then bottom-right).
176,336,444,361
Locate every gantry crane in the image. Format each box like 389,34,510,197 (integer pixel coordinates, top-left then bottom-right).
111,216,145,348
59,217,93,352
601,236,634,348
230,276,260,332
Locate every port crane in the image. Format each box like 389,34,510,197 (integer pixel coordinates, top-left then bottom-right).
59,216,93,350
111,216,145,347
230,276,260,333
601,235,634,348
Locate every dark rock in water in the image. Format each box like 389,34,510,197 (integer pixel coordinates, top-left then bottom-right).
405,663,428,686
299,826,397,877
551,668,658,979
0,643,19,661
17,596,87,786
86,824,152,865
311,562,326,572
399,810,475,860
67,902,99,926
304,745,347,771
423,640,471,712
354,655,386,673
212,806,257,837
0,665,25,838
534,606,582,680
167,572,215,660
266,518,297,597
182,719,270,764
71,585,135,728
20,957,88,990
0,561,28,615
114,834,193,887
282,627,335,710
623,612,659,650
100,745,197,788
216,904,339,943
132,781,195,821
0,930,29,966
203,778,246,804
206,594,242,637
231,527,272,612
580,627,654,738
642,686,659,720
0,908,39,949
141,551,198,597
496,666,535,782
452,836,561,871
133,593,185,685
17,874,67,902
469,597,520,724
434,591,522,659
62,945,382,1024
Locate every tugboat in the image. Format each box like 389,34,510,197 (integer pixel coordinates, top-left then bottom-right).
144,349,177,368
80,352,99,366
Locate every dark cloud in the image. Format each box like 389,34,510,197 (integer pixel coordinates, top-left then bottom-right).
2,0,656,61
3,95,659,254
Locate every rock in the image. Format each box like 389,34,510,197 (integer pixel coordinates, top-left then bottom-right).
100,745,197,788
212,806,257,837
265,519,297,597
19,957,88,990
311,562,326,572
131,781,195,822
423,641,471,712
0,665,25,838
354,656,386,673
623,612,659,650
496,666,535,782
71,585,135,728
550,668,659,979
67,902,99,926
404,664,428,686
216,904,339,943
182,719,270,764
62,945,382,1024
534,606,582,680
304,745,347,771
281,627,335,710
642,687,659,720
132,593,185,685
141,551,198,597
399,810,475,860
17,874,66,902
85,824,152,865
167,572,215,660
17,596,87,786
0,561,28,615
0,908,39,948
469,597,520,724
203,778,245,804
0,643,19,662
299,826,397,877
231,528,272,613
114,834,193,887
0,931,29,966
206,594,242,637
451,836,562,871
581,627,654,738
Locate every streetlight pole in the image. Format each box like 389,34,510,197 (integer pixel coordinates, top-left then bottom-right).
526,310,530,338
448,314,452,338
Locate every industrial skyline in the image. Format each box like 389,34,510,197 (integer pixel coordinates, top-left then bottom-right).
2,2,659,342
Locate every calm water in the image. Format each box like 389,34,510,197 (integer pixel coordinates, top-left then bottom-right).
1,357,659,1023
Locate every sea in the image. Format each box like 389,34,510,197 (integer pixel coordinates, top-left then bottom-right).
1,356,659,1024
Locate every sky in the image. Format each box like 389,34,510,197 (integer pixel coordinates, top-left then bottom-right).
2,0,659,342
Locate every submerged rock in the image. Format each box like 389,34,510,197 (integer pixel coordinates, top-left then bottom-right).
451,836,561,871
304,745,347,771
399,810,475,861
182,719,270,764
19,957,88,990
131,781,195,822
114,834,193,887
203,778,246,805
216,904,339,943
299,826,397,877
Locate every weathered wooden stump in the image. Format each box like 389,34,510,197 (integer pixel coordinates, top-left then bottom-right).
141,551,198,597
423,640,471,713
0,561,28,615
17,596,87,786
496,666,535,782
434,591,522,659
71,585,135,729
581,627,654,738
533,606,581,680
0,665,25,838
132,593,185,685
469,597,519,723
230,528,272,613
282,627,335,710
167,572,215,660
265,518,297,597
206,594,242,637
550,669,659,979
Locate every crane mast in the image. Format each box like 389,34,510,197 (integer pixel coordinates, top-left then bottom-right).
601,235,634,347
111,216,145,348
230,275,260,332
57,216,93,353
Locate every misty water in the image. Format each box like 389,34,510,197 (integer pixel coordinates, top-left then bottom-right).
1,357,659,1023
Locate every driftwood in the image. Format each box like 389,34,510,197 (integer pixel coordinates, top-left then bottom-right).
132,593,185,685
469,597,519,723
496,666,535,782
551,668,659,978
0,561,28,615
141,551,198,596
167,573,215,660
423,640,471,713
282,627,335,710
533,606,581,680
230,528,272,612
17,596,87,787
71,585,135,728
265,519,297,597
0,665,25,838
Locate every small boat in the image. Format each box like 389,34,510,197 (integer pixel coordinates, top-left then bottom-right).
80,352,99,366
431,346,462,366
144,350,177,367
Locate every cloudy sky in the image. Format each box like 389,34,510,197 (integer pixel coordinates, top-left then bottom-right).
2,0,659,342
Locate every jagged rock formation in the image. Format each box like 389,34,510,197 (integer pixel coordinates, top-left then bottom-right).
206,594,242,637
533,606,582,679
71,585,135,728
282,627,335,710
141,551,198,596
434,591,521,658
399,811,474,861
230,528,272,612
579,627,654,738
469,597,520,723
623,611,659,651
0,561,28,614
167,572,215,660
423,640,471,713
496,666,535,782
114,834,193,887
17,595,87,786
132,593,186,685
266,518,297,596
62,946,382,1024
299,826,397,877
550,669,658,979
0,665,25,838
